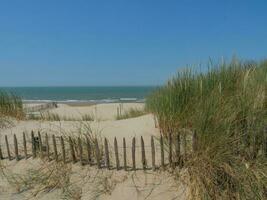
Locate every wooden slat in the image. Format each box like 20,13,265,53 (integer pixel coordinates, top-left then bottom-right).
38,131,43,158
151,136,156,171
14,134,19,161
86,136,92,165
168,132,173,167
52,135,58,162
123,137,127,171
141,136,146,170
60,136,66,163
95,138,101,168
45,133,50,160
69,137,76,163
0,144,3,160
104,138,110,169
160,135,164,167
31,131,36,158
78,137,83,165
5,135,11,160
175,133,180,166
132,137,136,170
183,132,187,161
114,137,120,170
192,130,197,152
23,132,27,159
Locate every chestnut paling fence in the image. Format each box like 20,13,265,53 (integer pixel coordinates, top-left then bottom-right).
0,130,266,171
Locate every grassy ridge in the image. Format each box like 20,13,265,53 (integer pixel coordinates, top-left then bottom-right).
146,58,267,199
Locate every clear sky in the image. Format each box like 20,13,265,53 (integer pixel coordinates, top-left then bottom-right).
0,0,266,86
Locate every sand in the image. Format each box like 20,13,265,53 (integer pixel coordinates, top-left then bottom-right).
0,103,188,200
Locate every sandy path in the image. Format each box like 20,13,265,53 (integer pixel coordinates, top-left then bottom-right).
0,103,188,200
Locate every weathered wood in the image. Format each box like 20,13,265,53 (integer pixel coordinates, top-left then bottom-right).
23,132,27,159
60,136,66,163
78,137,83,165
14,134,19,161
95,138,101,168
132,137,136,170
5,135,11,160
52,135,58,162
151,136,156,171
31,131,36,158
192,130,197,152
160,135,164,167
104,138,110,169
141,136,146,169
38,131,43,158
69,137,76,163
183,132,187,160
264,127,267,157
123,137,127,170
0,145,3,160
114,137,120,170
168,132,173,167
45,133,50,160
86,136,91,165
175,133,180,166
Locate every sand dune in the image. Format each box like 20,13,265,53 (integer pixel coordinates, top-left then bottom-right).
0,103,188,200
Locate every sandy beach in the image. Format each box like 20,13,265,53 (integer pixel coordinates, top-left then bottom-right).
0,103,188,200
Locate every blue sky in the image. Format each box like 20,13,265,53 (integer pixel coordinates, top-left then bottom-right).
0,0,266,86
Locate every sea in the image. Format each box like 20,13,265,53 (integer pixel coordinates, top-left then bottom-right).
0,86,157,104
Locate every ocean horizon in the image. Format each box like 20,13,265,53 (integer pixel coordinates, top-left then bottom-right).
0,86,157,103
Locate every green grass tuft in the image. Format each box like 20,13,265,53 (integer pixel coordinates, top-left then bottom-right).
146,58,267,199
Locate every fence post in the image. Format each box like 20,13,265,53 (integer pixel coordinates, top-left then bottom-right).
0,145,3,160
52,135,58,162
31,131,36,158
23,132,27,159
114,137,120,170
38,131,43,158
95,138,101,169
168,132,173,167
123,137,127,171
14,134,19,161
60,136,66,163
141,136,146,170
104,138,110,169
78,137,83,165
132,137,136,170
151,136,156,171
45,133,50,160
5,135,11,160
175,133,181,166
192,130,197,152
86,136,91,165
183,132,187,161
160,135,164,167
69,137,76,163
264,127,267,157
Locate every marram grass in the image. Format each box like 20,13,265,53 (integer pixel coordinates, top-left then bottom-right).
0,91,24,120
146,58,267,199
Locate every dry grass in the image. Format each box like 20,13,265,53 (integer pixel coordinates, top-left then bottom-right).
26,111,95,122
116,108,146,120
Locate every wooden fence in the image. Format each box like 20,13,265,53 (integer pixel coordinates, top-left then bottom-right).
24,102,58,113
0,130,266,171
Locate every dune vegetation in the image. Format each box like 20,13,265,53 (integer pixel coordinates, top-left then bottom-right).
0,91,24,128
146,58,267,199
116,107,146,120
